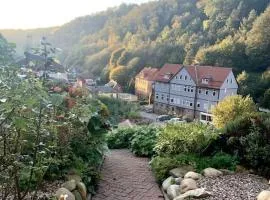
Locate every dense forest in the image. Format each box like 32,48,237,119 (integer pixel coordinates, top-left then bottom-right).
1,0,270,107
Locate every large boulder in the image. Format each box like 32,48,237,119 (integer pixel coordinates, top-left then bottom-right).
173,188,212,200
184,172,201,180
202,168,223,178
180,178,198,194
66,174,82,182
169,166,194,178
62,180,77,191
55,188,75,200
76,182,87,200
73,190,83,200
257,190,270,200
167,185,180,200
175,177,182,185
162,176,174,191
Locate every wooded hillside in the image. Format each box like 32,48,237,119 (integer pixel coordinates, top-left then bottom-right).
1,0,270,105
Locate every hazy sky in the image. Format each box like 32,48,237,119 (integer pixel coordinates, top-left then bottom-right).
0,0,152,29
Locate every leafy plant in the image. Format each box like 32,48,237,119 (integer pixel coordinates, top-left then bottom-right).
150,152,238,182
130,126,160,157
106,127,135,149
154,122,219,156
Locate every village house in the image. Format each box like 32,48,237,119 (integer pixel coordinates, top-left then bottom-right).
153,64,238,122
135,67,159,102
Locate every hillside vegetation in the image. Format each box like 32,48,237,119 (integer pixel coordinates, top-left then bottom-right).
1,0,270,105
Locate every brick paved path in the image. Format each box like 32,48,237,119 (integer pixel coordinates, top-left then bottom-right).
93,149,164,200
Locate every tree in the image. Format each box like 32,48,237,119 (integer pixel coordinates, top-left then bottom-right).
0,34,15,65
212,95,257,128
246,6,270,68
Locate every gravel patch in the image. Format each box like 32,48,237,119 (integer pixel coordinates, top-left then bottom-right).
197,174,269,200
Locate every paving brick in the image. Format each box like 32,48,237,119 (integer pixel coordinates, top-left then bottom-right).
92,149,164,200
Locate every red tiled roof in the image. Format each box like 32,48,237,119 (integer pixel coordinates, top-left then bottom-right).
136,67,159,81
185,65,232,89
154,64,183,82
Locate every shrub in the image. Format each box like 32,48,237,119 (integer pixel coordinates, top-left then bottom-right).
98,96,140,124
130,126,160,157
106,127,135,149
212,95,257,129
107,125,160,157
150,152,238,182
222,113,270,176
154,122,219,156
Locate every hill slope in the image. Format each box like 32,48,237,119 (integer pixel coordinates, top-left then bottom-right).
1,0,270,98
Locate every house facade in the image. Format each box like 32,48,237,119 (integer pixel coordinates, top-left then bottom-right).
135,67,159,101
153,64,238,122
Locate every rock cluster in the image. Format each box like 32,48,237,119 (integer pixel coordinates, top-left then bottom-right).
162,167,217,200
55,177,89,200
163,166,270,200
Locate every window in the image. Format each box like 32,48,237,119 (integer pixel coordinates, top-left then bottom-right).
175,76,178,79
198,88,202,94
182,100,184,105
205,89,209,95
172,107,175,112
197,102,200,108
230,79,232,83
156,94,159,99
161,94,164,100
171,98,174,103
213,90,216,96
187,87,190,92
202,78,209,84
184,86,187,92
191,87,194,93
185,75,187,80
167,95,169,102
190,102,193,107
180,75,182,79
227,79,229,83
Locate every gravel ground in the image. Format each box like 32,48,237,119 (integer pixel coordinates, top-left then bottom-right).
197,174,269,200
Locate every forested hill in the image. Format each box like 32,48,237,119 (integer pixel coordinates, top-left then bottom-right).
1,0,270,91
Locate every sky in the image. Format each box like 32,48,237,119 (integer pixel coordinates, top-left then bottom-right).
0,0,152,29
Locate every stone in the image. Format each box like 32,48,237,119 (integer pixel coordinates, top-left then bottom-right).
203,168,223,178
184,171,202,180
257,190,270,200
76,182,87,200
180,178,198,194
219,169,235,175
62,180,77,191
162,176,174,191
175,177,182,185
73,190,83,200
66,174,82,183
167,185,180,200
169,166,194,178
173,188,212,200
55,188,75,200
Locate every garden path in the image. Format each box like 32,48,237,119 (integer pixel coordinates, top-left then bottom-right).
92,149,164,200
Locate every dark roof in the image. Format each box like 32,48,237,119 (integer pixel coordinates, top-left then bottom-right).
136,67,159,81
154,64,183,82
185,65,232,89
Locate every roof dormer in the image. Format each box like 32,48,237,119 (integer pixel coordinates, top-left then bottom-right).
201,76,212,85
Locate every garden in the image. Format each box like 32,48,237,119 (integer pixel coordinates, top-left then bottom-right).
106,95,270,199
0,65,110,199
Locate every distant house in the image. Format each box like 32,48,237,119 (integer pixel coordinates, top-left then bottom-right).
153,64,238,122
17,51,68,81
135,67,159,102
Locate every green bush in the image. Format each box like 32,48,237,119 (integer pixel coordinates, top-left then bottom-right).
150,152,238,182
155,122,220,156
222,113,270,176
130,126,160,157
106,127,135,149
98,96,140,124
